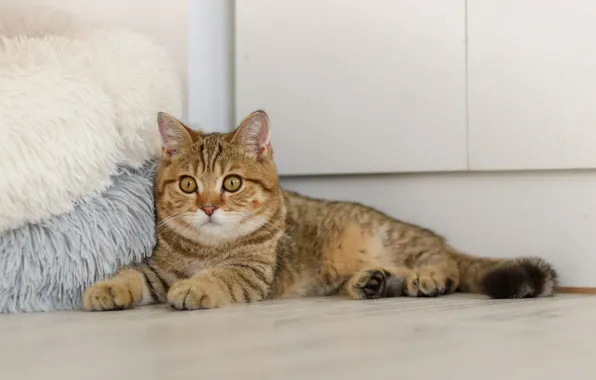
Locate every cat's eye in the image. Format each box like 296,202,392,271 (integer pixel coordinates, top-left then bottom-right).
179,176,197,193
222,175,242,193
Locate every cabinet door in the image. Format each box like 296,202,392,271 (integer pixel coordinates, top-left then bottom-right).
236,0,467,175
468,0,596,170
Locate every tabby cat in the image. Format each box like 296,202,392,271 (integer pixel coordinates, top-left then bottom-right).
82,110,557,311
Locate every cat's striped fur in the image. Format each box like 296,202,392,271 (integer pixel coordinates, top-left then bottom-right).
82,111,557,311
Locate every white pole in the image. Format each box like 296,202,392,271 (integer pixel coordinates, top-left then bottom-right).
187,0,235,132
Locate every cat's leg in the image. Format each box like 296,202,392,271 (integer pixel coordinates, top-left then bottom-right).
82,260,169,311
343,257,459,300
167,264,274,310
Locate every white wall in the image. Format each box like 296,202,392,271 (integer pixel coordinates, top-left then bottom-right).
282,170,596,288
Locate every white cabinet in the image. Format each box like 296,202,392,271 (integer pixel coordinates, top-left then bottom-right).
468,0,596,170
236,0,467,175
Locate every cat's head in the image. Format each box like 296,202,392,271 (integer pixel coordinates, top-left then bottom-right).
154,110,284,246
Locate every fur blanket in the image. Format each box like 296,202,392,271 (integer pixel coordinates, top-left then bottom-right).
0,6,182,232
0,161,157,313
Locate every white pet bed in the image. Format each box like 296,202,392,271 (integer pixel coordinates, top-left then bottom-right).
0,6,182,232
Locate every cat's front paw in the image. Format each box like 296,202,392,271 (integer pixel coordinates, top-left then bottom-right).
167,277,232,310
82,281,137,311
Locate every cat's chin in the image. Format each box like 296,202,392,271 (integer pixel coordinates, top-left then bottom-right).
194,224,244,246
166,223,230,247
165,212,268,247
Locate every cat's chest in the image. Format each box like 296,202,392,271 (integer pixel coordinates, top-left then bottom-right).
170,256,213,278
179,247,227,275
187,259,209,276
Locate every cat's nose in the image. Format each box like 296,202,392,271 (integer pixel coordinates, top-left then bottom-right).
200,206,218,216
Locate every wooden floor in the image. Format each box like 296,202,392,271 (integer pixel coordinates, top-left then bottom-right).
0,294,593,379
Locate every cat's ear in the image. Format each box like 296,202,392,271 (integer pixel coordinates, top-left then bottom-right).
231,110,271,158
157,112,193,158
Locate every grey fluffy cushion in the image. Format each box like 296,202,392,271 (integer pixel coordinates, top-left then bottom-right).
0,161,157,313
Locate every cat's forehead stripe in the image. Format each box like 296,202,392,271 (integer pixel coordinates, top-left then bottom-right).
183,135,227,174
208,141,222,173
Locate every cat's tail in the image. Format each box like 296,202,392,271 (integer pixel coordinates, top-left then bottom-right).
448,249,558,298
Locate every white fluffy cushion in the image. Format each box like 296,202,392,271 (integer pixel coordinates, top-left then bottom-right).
0,7,182,232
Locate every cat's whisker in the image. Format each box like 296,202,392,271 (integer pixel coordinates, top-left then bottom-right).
156,215,186,234
156,212,186,228
231,225,248,239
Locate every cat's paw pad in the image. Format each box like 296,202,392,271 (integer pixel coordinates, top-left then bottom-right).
167,278,232,310
82,281,135,311
404,270,453,297
351,269,388,300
